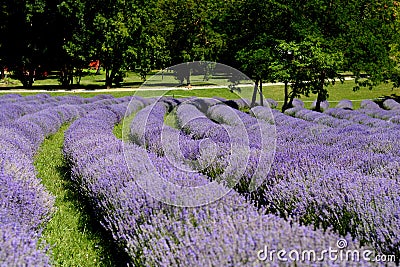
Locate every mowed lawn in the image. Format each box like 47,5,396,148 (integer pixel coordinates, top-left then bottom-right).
1,70,399,109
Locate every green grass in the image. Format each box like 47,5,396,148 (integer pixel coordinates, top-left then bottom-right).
0,70,147,89
164,109,179,128
1,78,399,110
35,124,124,267
164,88,238,99
294,80,399,109
113,122,123,140
114,111,140,141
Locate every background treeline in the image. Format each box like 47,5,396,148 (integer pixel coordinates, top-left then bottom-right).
1,0,400,109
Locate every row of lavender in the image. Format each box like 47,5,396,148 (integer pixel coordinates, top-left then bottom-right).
289,98,400,126
0,94,130,266
63,97,374,266
129,99,276,193
3,93,398,265
148,97,399,259
282,99,400,158
267,101,399,257
273,98,400,254
264,108,399,258
0,93,121,124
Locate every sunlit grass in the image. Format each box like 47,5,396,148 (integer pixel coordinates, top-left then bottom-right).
1,78,399,110
35,124,124,266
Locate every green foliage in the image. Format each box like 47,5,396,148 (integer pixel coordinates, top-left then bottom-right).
35,124,121,266
157,0,228,64
0,0,49,87
0,0,399,98
233,0,400,110
338,0,400,90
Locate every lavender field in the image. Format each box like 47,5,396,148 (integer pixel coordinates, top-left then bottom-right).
1,93,399,266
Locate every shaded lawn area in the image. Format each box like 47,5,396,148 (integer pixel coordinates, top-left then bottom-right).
35,124,129,267
1,79,399,110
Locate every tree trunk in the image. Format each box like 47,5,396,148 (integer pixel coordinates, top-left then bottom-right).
76,69,82,85
259,79,264,106
315,95,321,112
68,72,73,87
60,65,74,88
315,71,326,112
186,69,191,86
251,79,259,107
20,67,35,88
105,68,112,89
282,81,289,112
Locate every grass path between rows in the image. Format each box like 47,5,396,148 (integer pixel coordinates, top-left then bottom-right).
34,123,121,266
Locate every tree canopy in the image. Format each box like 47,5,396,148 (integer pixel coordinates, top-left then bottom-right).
0,0,399,103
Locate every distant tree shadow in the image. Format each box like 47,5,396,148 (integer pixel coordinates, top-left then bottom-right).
375,93,400,108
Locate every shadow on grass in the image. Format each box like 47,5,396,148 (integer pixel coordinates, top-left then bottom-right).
55,163,132,267
0,83,142,91
120,81,143,88
0,84,107,91
375,93,400,107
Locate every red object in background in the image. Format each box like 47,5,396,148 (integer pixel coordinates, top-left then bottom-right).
89,60,100,70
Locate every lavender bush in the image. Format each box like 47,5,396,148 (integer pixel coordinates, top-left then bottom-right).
64,102,375,266
336,99,353,109
0,94,132,265
383,99,400,110
1,93,398,266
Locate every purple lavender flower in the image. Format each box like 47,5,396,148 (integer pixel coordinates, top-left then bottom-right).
64,104,374,266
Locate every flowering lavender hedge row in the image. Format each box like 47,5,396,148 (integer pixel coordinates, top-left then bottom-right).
172,101,275,191
130,99,275,191
0,101,88,266
310,100,330,111
336,99,353,109
63,99,373,266
323,107,396,128
130,99,400,261
201,103,399,180
274,104,400,158
256,106,399,183
176,102,251,144
247,106,400,257
0,93,120,124
0,94,67,123
292,98,305,108
282,106,354,128
383,99,400,110
0,94,132,266
194,102,399,256
357,100,400,123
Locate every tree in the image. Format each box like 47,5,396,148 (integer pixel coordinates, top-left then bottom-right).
90,0,141,88
57,0,94,87
0,0,48,87
232,0,400,111
156,0,228,85
158,0,227,65
236,40,274,107
275,38,344,112
132,0,170,81
229,0,284,107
